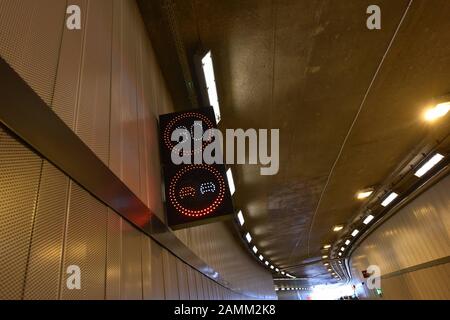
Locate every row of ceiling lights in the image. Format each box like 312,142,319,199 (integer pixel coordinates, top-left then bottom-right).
201,51,297,280
275,287,310,292
227,169,296,279
321,99,449,265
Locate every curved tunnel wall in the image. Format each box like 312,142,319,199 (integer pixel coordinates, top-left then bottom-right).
0,0,275,299
350,174,450,300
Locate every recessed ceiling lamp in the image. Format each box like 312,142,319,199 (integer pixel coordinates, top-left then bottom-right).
259,255,264,261
338,252,343,257
333,225,344,232
275,268,280,272
340,247,345,252
323,244,331,249
345,240,351,245
322,255,328,259
201,51,221,123
265,261,269,266
363,215,375,225
414,153,445,178
424,101,450,122
356,188,374,200
281,271,286,275
270,265,275,270
324,263,329,266
381,192,398,207
252,246,258,254
226,169,236,196
245,233,252,243
351,229,360,237
237,210,245,226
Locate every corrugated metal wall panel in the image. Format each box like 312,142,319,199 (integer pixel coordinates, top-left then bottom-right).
24,162,69,300
162,250,180,300
195,270,205,300
141,234,152,300
186,266,198,300
52,0,87,128
0,127,42,300
150,239,166,299
0,0,65,105
110,0,140,194
351,175,450,300
106,209,122,300
176,260,190,299
60,183,108,300
75,0,112,165
121,220,143,299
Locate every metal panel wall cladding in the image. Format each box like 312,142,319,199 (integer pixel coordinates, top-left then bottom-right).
159,107,234,229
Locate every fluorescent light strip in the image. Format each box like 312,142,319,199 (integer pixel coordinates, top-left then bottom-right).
414,153,444,177
201,51,221,124
226,169,236,196
351,229,360,237
237,211,245,226
245,233,252,243
363,215,375,225
381,192,399,207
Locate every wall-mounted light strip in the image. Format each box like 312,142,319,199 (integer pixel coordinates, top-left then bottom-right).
237,210,245,226
414,153,445,177
363,214,375,225
381,192,399,207
226,168,236,196
201,51,221,124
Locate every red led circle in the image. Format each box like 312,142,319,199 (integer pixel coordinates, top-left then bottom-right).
168,165,226,217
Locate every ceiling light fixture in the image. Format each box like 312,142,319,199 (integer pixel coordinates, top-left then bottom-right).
323,244,331,249
226,169,236,196
333,225,344,232
351,229,360,237
340,247,345,252
245,233,252,243
338,252,342,256
356,188,374,200
201,51,221,123
237,210,245,226
345,240,351,245
381,192,399,207
265,261,269,266
322,255,328,259
414,153,445,178
259,255,264,261
424,101,450,122
363,215,375,225
270,265,275,270
252,246,258,254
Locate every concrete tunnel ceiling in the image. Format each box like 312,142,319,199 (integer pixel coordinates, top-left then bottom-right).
138,0,450,285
